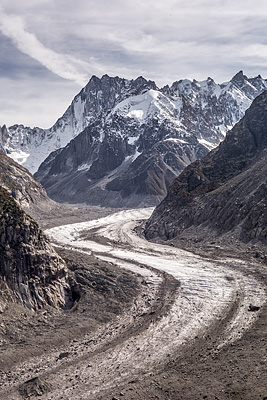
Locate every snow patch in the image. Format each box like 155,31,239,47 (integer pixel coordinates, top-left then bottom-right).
77,162,92,171
8,149,30,165
112,89,179,124
198,138,217,150
127,136,139,145
164,138,188,144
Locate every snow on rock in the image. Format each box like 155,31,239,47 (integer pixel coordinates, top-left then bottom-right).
112,89,179,124
1,71,267,177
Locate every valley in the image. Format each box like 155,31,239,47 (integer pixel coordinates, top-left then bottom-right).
1,72,267,399
0,207,266,399
1,0,267,396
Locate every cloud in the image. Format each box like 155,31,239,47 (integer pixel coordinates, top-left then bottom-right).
2,1,266,85
0,74,80,129
1,0,267,128
0,6,91,85
0,5,156,87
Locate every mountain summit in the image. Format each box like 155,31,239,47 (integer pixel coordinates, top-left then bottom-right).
1,72,267,207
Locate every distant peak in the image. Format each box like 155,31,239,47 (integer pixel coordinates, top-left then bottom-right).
135,75,147,81
132,76,158,92
133,76,150,86
89,74,100,81
85,75,101,88
85,74,120,91
100,74,115,82
234,70,244,77
231,70,248,85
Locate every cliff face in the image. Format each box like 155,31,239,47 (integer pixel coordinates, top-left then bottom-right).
145,90,267,244
0,186,72,311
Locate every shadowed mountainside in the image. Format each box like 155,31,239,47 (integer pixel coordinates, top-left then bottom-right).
145,89,267,245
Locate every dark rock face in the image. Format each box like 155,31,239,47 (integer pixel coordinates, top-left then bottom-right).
145,90,267,244
0,186,72,310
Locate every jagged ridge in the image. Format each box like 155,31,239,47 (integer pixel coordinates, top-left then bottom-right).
2,71,267,207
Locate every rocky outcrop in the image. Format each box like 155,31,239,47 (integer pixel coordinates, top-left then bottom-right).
0,150,51,210
145,90,267,244
0,186,72,310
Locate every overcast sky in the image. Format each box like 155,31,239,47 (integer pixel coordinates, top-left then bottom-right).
1,0,267,128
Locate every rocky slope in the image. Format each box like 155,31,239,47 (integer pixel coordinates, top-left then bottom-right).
0,186,72,311
0,150,51,211
145,89,267,244
2,71,267,207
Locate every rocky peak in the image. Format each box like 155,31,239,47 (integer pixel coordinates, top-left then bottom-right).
50,74,157,146
231,70,247,87
81,74,157,109
249,76,267,92
132,75,158,93
206,77,215,83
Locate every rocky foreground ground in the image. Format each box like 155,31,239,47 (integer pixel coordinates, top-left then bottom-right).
0,204,266,400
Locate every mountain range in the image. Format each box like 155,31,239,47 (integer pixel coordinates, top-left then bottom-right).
1,71,267,207
145,89,267,245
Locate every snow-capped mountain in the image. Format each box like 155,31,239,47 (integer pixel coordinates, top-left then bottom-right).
1,71,267,207
0,75,157,173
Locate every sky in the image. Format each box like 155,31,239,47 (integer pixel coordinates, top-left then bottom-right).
1,0,267,129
